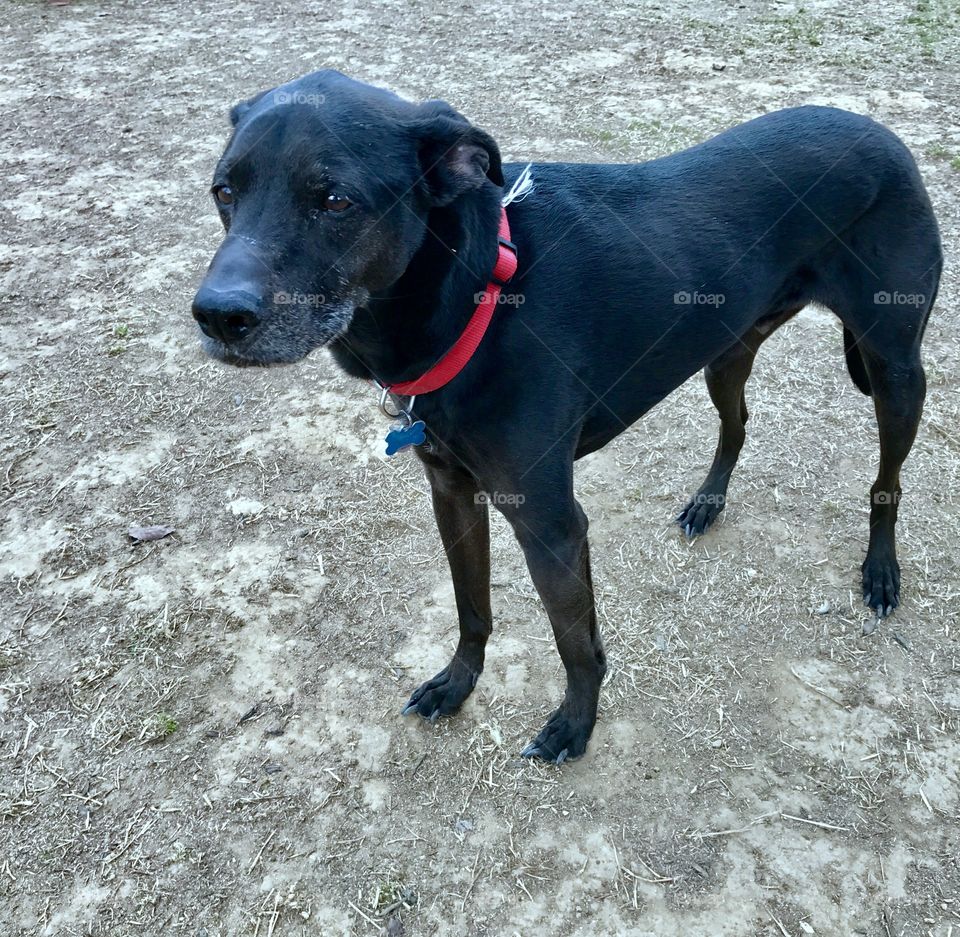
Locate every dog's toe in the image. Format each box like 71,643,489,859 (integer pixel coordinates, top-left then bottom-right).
861,554,900,618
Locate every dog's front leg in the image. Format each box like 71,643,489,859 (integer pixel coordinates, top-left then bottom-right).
505,486,607,763
401,458,492,722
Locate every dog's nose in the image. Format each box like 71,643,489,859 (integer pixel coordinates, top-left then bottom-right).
191,288,262,344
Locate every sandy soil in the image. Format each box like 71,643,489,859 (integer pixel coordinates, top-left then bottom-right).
1,1,959,935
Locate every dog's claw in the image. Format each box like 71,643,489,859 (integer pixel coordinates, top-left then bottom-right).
428,709,441,723
520,743,540,759
555,748,569,765
401,701,418,716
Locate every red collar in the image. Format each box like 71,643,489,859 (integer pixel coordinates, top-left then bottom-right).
383,206,518,397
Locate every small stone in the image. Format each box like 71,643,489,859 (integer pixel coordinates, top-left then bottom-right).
227,497,265,516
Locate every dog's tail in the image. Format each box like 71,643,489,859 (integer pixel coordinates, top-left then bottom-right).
843,328,872,395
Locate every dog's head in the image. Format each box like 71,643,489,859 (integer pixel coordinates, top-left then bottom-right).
191,70,503,366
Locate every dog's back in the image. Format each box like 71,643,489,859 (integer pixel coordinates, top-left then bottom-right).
493,105,940,433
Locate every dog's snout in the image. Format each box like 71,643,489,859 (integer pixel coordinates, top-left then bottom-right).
192,288,262,344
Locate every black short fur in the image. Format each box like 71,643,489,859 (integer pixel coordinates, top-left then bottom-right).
192,71,943,764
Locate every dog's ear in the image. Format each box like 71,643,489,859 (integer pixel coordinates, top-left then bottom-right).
229,89,270,127
410,102,504,206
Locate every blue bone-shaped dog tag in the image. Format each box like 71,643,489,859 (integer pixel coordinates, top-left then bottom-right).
385,419,426,456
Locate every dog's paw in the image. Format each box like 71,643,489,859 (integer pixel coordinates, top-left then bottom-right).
862,553,900,618
401,662,479,723
676,491,725,538
520,708,593,764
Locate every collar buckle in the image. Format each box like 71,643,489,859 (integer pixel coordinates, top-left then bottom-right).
490,235,518,289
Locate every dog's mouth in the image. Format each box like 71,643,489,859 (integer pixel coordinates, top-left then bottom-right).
194,295,362,368
199,338,301,368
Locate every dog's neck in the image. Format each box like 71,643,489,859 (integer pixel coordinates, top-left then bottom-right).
329,188,502,387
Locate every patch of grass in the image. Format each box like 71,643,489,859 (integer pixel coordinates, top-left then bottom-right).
820,50,876,70
624,118,705,158
906,0,959,59
926,143,960,170
107,321,132,355
371,878,416,913
150,711,179,739
859,23,886,40
681,16,714,31
589,120,705,159
763,9,825,49
821,500,846,521
627,118,666,134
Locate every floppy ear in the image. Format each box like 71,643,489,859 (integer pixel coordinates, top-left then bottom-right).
229,89,270,127
410,103,504,206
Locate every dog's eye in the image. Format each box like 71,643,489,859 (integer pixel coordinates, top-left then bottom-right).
213,185,234,206
323,194,352,213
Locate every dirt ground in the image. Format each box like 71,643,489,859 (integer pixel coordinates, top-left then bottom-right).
1,0,959,934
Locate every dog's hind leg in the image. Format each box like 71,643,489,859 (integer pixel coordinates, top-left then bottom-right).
857,341,927,616
818,180,941,614
402,458,492,721
678,310,798,537
826,216,939,615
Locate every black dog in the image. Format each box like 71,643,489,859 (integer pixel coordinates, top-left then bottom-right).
192,71,942,763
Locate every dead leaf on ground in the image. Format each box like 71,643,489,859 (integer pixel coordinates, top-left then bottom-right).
128,524,176,543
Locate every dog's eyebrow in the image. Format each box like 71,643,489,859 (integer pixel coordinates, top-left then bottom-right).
304,166,334,189
213,156,248,184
